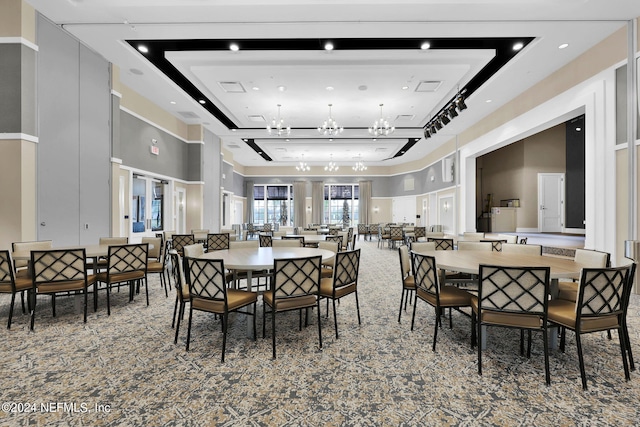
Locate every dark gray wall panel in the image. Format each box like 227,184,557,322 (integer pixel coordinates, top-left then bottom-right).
111,93,121,158
0,44,22,133
222,161,233,189
187,143,202,182
78,44,110,244
21,45,37,136
565,119,586,229
119,111,190,180
37,15,81,245
233,171,244,196
202,129,221,230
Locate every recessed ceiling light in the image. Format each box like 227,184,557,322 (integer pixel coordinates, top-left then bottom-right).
243,139,248,141
513,42,524,51
170,101,176,105
372,138,377,141
137,45,148,53
402,86,409,90
231,129,236,132
198,99,205,104
421,42,430,50
252,86,260,91
230,43,239,51
329,138,333,142
324,42,334,51
258,151,262,154
326,86,334,91
486,99,492,103
285,139,290,142
129,68,143,75
358,85,368,91
559,43,569,49
576,127,582,131
277,85,287,92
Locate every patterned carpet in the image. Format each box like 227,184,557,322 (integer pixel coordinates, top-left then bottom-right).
2,240,640,426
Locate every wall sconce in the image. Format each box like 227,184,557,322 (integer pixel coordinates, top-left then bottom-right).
306,206,312,212
443,201,449,212
373,206,379,213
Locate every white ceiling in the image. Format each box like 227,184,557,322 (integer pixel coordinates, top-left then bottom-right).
26,0,640,167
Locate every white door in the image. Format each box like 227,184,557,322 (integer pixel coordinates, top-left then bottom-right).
538,173,564,232
392,196,416,224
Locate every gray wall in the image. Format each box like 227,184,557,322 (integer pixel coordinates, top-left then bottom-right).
203,129,221,231
0,44,36,135
37,15,110,245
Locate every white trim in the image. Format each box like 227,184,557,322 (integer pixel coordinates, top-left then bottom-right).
0,133,38,143
119,164,203,185
0,37,38,51
563,228,586,235
119,106,188,143
110,90,122,98
111,157,123,164
223,159,235,167
187,140,204,145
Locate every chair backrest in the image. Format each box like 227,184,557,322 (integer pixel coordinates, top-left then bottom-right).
347,227,354,245
0,250,17,289
259,235,273,247
272,230,286,237
186,257,228,303
498,234,518,244
142,237,162,259
301,230,319,235
332,249,360,291
318,240,339,255
576,265,630,320
463,232,485,241
247,223,255,232
458,241,493,251
501,243,542,255
12,240,53,270
263,223,272,233
163,231,176,242
325,235,343,247
207,233,230,251
172,234,195,255
230,240,259,249
411,252,440,298
410,241,436,253
273,239,303,248
271,255,322,299
519,237,528,244
425,231,445,239
99,237,129,245
105,244,148,275
358,224,368,234
398,246,411,280
574,249,610,268
478,264,550,317
329,228,339,236
31,248,88,287
183,243,205,258
414,227,426,238
170,252,189,300
390,226,404,240
427,237,454,250
480,239,506,252
282,235,305,245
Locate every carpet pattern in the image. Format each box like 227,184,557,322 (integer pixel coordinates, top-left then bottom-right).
1,240,640,426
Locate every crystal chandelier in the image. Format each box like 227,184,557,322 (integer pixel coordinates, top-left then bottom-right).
296,154,310,172
324,154,339,172
368,103,395,137
266,104,291,136
352,156,367,172
317,104,343,136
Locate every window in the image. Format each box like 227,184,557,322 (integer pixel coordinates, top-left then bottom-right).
253,185,293,226
324,184,359,226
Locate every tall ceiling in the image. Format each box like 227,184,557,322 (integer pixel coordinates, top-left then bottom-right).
26,0,640,168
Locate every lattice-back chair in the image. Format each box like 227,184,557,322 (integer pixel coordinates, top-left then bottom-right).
170,252,190,345
458,241,493,252
11,240,53,278
185,257,257,361
427,237,454,251
519,237,528,244
414,226,426,241
346,228,354,249
480,239,506,252
357,224,368,241
318,241,340,279
558,249,611,302
263,255,322,358
548,264,634,389
501,243,542,255
259,234,273,247
473,264,551,385
410,252,473,351
620,259,637,371
319,249,361,338
246,223,256,240
171,234,195,257
397,246,415,323
30,248,96,330
207,233,230,252
262,223,273,236
329,227,340,236
142,236,170,297
462,232,485,241
388,226,404,249
273,238,303,248
497,234,518,244
183,243,204,259
95,243,148,316
410,241,436,253
0,250,32,328
377,225,391,249
325,235,343,251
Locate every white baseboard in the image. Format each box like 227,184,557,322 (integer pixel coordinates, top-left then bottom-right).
516,228,539,233
563,228,586,235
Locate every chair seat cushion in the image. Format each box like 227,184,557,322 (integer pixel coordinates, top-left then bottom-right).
263,292,316,311
319,278,356,299
96,270,145,283
321,266,333,279
557,280,578,302
471,296,542,328
36,280,86,293
0,276,33,292
403,275,415,289
418,285,472,307
547,299,620,332
192,289,257,313
147,261,164,273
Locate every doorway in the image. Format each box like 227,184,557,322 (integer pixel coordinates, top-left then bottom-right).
131,175,168,238
538,173,564,232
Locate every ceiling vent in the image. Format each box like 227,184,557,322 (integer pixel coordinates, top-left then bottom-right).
415,81,442,92
395,114,415,121
177,111,199,119
247,115,266,122
218,81,246,93
375,147,388,152
227,144,240,149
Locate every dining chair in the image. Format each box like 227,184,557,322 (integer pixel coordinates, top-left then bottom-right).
480,239,507,252
246,223,256,240
427,237,454,251
281,235,305,246
519,237,528,244
346,227,354,249
185,257,258,361
410,252,474,351
263,255,323,358
413,226,426,242
0,250,32,328
95,243,148,315
272,238,302,248
389,226,404,249
170,252,190,344
501,243,542,255
30,248,96,330
206,233,230,251
458,241,493,251
557,249,610,302
497,234,518,244
397,245,415,323
357,224,368,241
259,234,273,247
183,243,205,259
262,223,273,236
377,225,390,249
142,236,170,297
463,232,485,241
11,240,53,278
472,264,551,385
409,241,436,253
171,234,195,257
325,235,343,250
548,264,634,389
319,249,361,338
318,241,340,279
